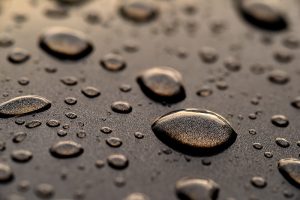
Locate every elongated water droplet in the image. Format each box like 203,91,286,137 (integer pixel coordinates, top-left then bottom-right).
40,27,93,60
152,109,237,156
137,67,186,103
0,95,51,117
50,140,83,158
175,178,219,200
107,154,129,170
11,150,33,163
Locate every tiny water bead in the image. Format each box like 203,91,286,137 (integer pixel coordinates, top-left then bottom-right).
119,0,158,23
175,178,219,200
271,115,289,127
278,158,300,188
81,87,100,98
268,70,290,85
251,176,267,188
275,138,290,148
151,109,237,156
11,149,33,163
39,27,93,60
0,163,13,182
65,112,77,119
100,53,126,72
237,0,288,31
0,33,14,47
18,77,30,86
64,97,77,105
7,47,30,64
0,95,51,117
111,101,132,114
107,154,129,169
137,67,186,103
264,152,273,158
50,140,84,158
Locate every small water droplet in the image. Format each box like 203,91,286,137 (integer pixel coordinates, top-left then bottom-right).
196,87,213,97
64,97,77,105
271,115,289,127
50,140,84,158
268,70,290,85
60,76,78,86
11,150,33,163
25,120,42,129
35,183,54,199
100,127,112,134
275,138,290,148
199,47,218,63
251,176,267,188
13,132,27,143
111,101,132,114
7,48,30,64
81,87,100,98
107,154,129,170
124,193,150,200
134,132,144,139
0,163,13,182
46,119,60,127
106,137,122,147
100,53,126,72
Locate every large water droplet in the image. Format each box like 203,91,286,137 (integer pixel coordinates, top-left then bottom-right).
137,67,186,103
278,158,300,188
152,109,237,156
0,95,51,117
175,178,219,200
237,0,288,31
40,27,93,60
50,140,83,158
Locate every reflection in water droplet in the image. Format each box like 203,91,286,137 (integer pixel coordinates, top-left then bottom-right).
152,109,237,156
268,69,290,84
100,53,126,72
7,48,30,64
0,163,13,182
81,87,100,98
40,27,93,60
64,97,77,105
237,0,288,31
0,95,51,117
275,138,290,148
107,154,129,170
25,120,42,129
199,47,218,63
13,132,27,143
271,115,289,127
111,101,132,114
50,140,83,158
175,178,219,200
278,158,300,188
106,137,122,147
120,0,158,23
137,67,186,103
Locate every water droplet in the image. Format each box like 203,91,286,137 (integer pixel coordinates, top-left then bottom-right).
238,0,288,31
0,141,6,151
60,76,78,86
35,183,54,199
57,130,67,137
76,130,86,138
152,109,237,156
100,53,126,72
0,95,51,117
199,47,218,63
253,143,263,150
25,120,42,129
271,115,289,127
274,49,293,63
107,154,129,170
119,84,132,93
224,56,241,72
275,138,290,148
134,132,144,139
46,119,60,127
282,35,299,49
40,27,93,60
84,12,101,25
65,112,77,119
44,6,68,19
7,48,30,64
106,137,122,147
11,150,33,163
196,87,213,97
18,77,30,86
81,87,100,98
111,101,132,114
0,163,13,182
175,178,219,200
0,33,14,47
291,97,300,109
137,67,186,103
95,160,105,168
50,140,84,158
64,97,77,105
13,132,27,143
251,176,267,188
101,127,112,134
278,158,300,188
120,0,158,23
124,193,150,200
249,129,257,135
268,69,290,84
264,152,273,158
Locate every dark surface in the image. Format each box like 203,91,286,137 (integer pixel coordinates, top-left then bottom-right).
0,0,300,199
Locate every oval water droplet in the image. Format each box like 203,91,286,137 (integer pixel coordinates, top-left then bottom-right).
100,53,126,72
7,48,30,64
271,115,289,127
81,87,100,98
175,178,219,200
137,67,186,103
50,140,83,158
0,163,13,182
152,109,237,156
11,150,33,163
107,154,129,170
111,101,132,114
0,95,51,117
40,27,93,60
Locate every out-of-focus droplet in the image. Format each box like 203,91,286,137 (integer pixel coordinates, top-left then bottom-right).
50,140,84,158
0,95,51,117
175,178,219,200
40,27,93,60
11,150,33,163
100,53,126,72
7,48,30,64
224,56,241,72
199,47,218,63
0,163,13,182
251,176,267,188
120,0,158,23
271,115,289,127
152,109,237,155
81,87,100,98
60,76,78,86
35,183,54,199
278,158,300,188
196,87,213,97
137,66,186,103
107,154,129,170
